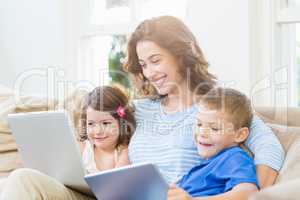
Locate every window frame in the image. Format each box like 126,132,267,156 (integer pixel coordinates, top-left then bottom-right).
249,0,300,107
65,0,188,86
276,0,300,106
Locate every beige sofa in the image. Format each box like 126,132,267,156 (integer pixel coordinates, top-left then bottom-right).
250,107,300,200
0,86,300,199
0,86,86,180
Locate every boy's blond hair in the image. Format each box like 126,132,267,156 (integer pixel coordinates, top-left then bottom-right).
201,87,253,130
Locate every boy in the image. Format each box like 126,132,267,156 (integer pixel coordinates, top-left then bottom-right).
168,88,259,200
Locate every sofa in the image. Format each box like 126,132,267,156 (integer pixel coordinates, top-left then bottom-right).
0,85,86,185
0,85,300,199
250,107,300,200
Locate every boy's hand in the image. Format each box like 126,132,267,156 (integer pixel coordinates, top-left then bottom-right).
167,184,193,200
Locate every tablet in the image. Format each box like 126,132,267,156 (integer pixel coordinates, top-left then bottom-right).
84,163,169,200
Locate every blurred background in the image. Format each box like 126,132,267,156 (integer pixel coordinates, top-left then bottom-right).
0,0,299,107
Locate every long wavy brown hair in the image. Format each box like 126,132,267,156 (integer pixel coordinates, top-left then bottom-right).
78,86,136,149
124,15,217,97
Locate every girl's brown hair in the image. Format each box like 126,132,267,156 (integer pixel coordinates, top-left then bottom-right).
78,86,136,148
124,15,217,97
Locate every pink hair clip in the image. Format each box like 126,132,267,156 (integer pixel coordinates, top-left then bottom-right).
116,105,126,118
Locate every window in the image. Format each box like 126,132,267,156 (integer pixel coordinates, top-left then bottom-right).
249,0,300,107
276,0,300,106
138,0,187,21
68,0,187,90
90,0,131,25
288,0,300,7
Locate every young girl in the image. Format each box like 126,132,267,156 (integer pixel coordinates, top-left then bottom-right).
0,85,135,200
79,85,136,173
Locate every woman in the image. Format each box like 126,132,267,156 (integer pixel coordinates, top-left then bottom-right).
0,16,284,200
125,16,283,189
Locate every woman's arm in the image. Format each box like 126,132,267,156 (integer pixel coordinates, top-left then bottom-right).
245,115,285,188
256,165,278,188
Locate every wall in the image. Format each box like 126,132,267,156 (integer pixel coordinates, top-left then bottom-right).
0,0,251,97
186,0,250,95
0,0,65,97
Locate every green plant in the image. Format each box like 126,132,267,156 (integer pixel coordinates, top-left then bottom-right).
108,35,130,88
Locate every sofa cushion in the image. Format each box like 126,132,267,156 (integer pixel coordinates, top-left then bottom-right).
0,133,16,153
268,124,300,152
255,107,300,127
249,178,300,200
0,94,58,177
0,88,88,177
266,123,300,183
0,151,22,178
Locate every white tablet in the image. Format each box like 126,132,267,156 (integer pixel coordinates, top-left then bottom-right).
84,163,169,200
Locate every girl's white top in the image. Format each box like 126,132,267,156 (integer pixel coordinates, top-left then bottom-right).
82,141,119,174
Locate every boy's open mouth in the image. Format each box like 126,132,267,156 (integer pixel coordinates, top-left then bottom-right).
198,142,214,147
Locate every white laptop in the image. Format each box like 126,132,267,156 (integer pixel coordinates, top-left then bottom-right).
7,111,94,197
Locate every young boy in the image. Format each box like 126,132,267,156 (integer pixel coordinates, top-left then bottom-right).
168,87,259,200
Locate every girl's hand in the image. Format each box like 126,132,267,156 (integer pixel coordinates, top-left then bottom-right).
167,184,193,200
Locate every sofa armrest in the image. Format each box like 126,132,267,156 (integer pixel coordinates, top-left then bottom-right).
249,178,300,200
255,107,300,127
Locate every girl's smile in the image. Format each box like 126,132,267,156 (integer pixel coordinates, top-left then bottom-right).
86,107,120,151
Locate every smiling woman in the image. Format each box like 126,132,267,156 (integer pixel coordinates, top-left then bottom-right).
124,16,217,100
124,16,284,195
136,40,184,96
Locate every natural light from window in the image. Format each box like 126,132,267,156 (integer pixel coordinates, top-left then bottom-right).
139,0,187,21
80,36,113,85
289,0,300,7
82,0,188,87
90,0,130,25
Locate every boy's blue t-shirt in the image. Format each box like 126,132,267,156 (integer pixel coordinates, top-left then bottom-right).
177,146,259,197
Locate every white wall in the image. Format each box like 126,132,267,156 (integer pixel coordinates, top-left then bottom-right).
186,0,250,95
0,0,65,97
0,0,251,97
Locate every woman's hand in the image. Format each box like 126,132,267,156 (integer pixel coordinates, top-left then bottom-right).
167,184,193,200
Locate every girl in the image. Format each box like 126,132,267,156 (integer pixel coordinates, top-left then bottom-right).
79,86,136,173
0,86,135,200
